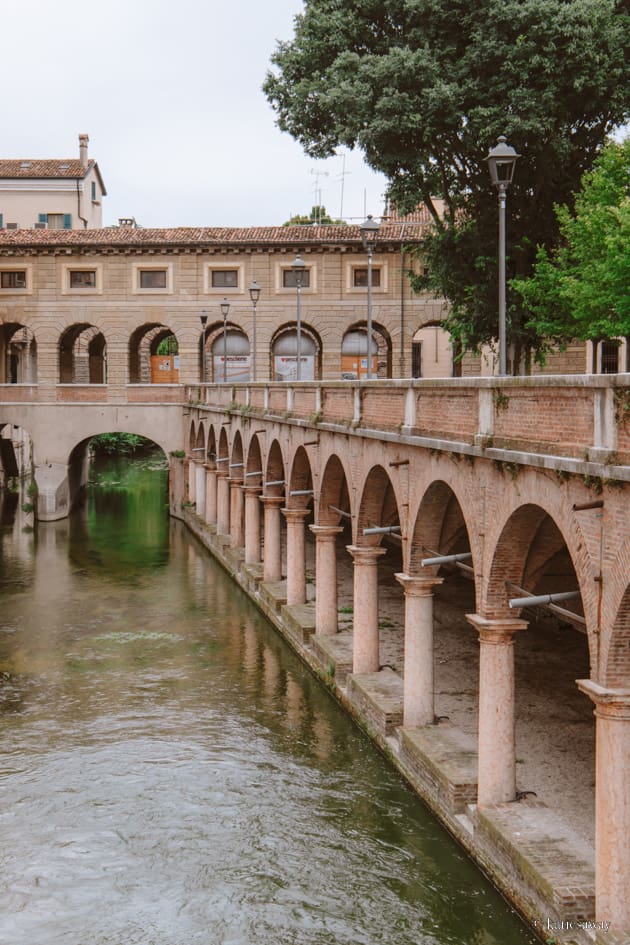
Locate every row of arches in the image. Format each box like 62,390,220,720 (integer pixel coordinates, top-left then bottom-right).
182,412,630,931
0,320,455,385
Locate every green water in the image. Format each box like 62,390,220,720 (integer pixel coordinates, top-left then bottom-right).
0,452,539,945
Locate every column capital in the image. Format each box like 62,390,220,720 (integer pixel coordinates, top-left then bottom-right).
346,544,387,565
309,524,343,541
282,507,310,524
260,494,284,509
577,679,630,720
204,461,216,472
243,484,262,496
466,613,528,644
395,572,444,596
215,467,229,478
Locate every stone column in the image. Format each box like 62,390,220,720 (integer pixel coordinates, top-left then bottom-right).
204,464,217,526
187,458,196,504
283,508,310,606
261,496,283,583
347,545,387,675
396,573,444,727
216,471,230,537
310,525,343,635
229,479,245,549
244,486,262,565
467,614,528,806
578,680,630,931
195,463,206,520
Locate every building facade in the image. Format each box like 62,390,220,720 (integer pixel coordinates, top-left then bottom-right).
0,134,106,232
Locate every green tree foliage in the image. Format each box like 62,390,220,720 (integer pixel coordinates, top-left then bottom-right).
516,138,630,346
264,0,630,370
283,205,345,225
90,433,146,455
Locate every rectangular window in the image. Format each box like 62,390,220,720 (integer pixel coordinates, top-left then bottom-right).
139,269,167,289
353,267,381,288
211,269,239,288
69,270,97,288
91,181,97,201
1,270,27,289
44,213,70,230
282,268,311,288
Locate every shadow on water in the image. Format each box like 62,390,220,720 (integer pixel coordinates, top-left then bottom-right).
0,451,541,945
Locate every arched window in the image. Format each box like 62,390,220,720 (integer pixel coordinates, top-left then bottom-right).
341,329,378,380
272,331,317,381
212,330,250,383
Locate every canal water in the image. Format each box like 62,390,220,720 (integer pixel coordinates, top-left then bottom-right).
0,452,539,945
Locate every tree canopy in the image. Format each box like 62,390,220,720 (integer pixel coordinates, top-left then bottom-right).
283,204,345,225
516,137,630,345
264,0,630,370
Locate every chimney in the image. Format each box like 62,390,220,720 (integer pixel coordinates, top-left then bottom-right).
79,134,89,168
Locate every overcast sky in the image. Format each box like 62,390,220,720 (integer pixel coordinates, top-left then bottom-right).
2,0,388,229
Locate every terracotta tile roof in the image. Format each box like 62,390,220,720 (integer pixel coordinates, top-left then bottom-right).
0,222,428,249
0,159,98,180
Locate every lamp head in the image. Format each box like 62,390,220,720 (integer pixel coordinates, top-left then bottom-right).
249,280,261,304
360,214,380,250
291,255,306,288
200,310,208,329
220,297,230,319
485,135,520,189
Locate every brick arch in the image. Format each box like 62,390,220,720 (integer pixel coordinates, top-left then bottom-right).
206,425,216,461
356,464,401,548
287,446,313,510
244,433,263,484
264,438,285,497
217,427,229,464
188,420,197,454
59,322,107,384
484,503,584,624
317,453,353,527
194,423,205,452
408,479,474,577
600,542,630,687
230,430,244,482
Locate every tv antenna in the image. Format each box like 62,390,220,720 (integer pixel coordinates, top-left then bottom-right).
310,169,329,222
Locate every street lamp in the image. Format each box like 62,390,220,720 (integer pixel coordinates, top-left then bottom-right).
485,135,520,376
220,297,230,383
291,255,306,381
360,214,380,379
199,310,208,386
248,280,261,382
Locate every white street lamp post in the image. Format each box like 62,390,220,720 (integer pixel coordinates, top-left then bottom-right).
360,215,380,380
291,256,306,381
485,135,520,376
220,297,230,383
248,281,261,382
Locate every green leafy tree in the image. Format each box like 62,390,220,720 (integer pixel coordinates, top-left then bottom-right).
516,138,630,347
283,205,345,225
264,0,630,371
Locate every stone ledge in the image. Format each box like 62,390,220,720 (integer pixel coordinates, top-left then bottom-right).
471,800,595,926
347,668,404,737
310,632,353,684
398,723,478,815
259,580,287,614
281,602,316,645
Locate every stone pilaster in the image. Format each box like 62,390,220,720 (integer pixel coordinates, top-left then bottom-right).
467,613,528,805
244,486,262,565
283,508,310,606
396,573,444,727
216,471,230,537
195,462,206,520
229,479,244,549
204,464,217,526
578,680,630,932
347,545,387,674
310,525,343,635
260,495,283,583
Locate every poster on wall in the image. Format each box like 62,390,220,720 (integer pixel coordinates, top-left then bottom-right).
274,356,315,381
213,356,251,383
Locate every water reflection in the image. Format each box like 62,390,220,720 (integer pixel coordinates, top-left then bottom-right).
0,454,539,945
